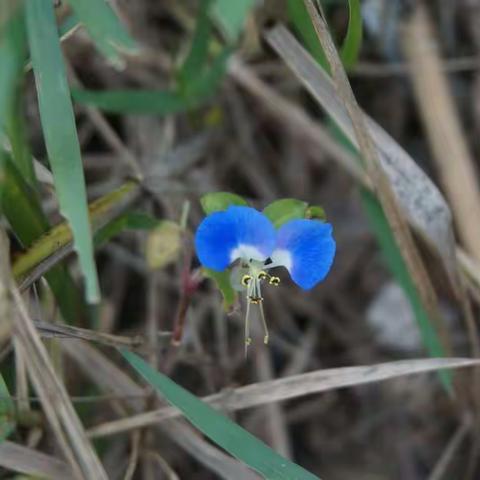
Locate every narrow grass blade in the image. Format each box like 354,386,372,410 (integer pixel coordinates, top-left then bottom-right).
340,0,363,69
288,0,363,71
0,441,73,479
0,154,86,324
0,375,14,443
178,0,212,90
266,26,453,389
212,0,256,42
361,190,451,389
0,7,35,185
287,0,329,70
72,89,189,114
66,0,137,67
187,46,232,99
26,0,99,302
90,357,480,439
121,349,321,480
0,6,25,132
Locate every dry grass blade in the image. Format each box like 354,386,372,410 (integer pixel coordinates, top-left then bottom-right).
12,289,108,480
228,57,369,188
33,320,144,349
63,341,255,479
428,418,470,480
267,17,452,360
0,441,74,479
87,357,480,438
402,5,480,263
265,24,456,279
0,230,12,325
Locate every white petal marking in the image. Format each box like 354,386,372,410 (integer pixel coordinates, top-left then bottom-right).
271,249,293,271
230,244,266,263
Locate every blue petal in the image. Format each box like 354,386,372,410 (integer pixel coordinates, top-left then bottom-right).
271,219,335,290
195,206,276,271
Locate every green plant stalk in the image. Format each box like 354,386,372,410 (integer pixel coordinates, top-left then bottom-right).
1,155,86,324
13,180,139,282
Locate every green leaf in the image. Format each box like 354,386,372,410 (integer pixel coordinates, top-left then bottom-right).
26,0,100,303
263,198,308,228
66,0,137,67
178,0,212,90
94,211,160,248
200,192,248,214
72,89,189,115
305,205,327,221
287,0,329,71
212,0,256,42
0,153,87,324
204,268,237,310
121,349,321,480
340,0,363,69
0,374,15,442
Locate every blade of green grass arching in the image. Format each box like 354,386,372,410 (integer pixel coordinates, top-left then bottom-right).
287,0,329,71
121,349,321,480
72,89,188,114
340,0,362,69
178,0,212,90
26,0,99,303
0,7,25,132
187,46,232,98
287,0,363,71
72,46,231,114
66,0,137,68
0,7,35,186
212,0,256,42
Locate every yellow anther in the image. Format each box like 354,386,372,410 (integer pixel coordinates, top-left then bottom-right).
257,271,269,281
269,276,280,286
241,274,253,287
249,296,263,304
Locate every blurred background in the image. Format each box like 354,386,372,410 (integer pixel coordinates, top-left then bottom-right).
4,0,480,478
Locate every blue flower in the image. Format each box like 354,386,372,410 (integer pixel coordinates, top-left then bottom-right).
195,205,336,347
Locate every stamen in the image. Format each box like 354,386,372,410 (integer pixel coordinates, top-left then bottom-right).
241,274,252,287
269,276,280,286
244,278,254,356
258,271,269,281
256,277,269,344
